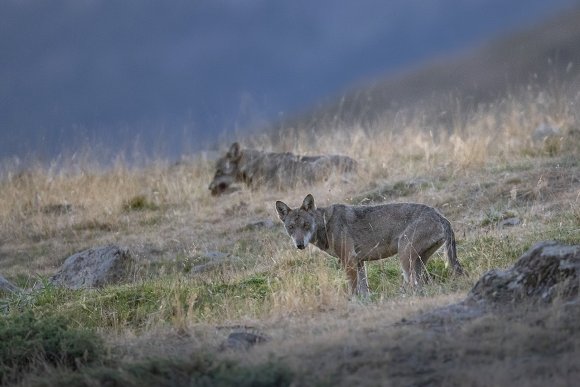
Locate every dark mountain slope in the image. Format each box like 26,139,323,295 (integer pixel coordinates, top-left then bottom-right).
276,6,580,132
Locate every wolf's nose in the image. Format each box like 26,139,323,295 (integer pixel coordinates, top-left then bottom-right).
296,243,305,249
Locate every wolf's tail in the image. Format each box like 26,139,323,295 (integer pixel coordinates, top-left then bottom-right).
443,219,464,275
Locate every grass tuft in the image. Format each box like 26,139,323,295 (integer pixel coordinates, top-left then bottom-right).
0,311,104,385
29,354,294,387
123,195,159,212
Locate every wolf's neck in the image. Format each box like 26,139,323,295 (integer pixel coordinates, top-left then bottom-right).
311,207,332,251
236,150,260,184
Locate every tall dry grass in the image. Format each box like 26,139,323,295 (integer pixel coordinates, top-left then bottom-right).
0,86,578,323
1,87,579,387
247,87,577,184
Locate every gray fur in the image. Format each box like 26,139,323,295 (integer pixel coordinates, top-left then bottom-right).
209,142,357,196
276,194,464,296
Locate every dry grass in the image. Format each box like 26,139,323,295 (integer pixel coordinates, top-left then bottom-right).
1,87,579,386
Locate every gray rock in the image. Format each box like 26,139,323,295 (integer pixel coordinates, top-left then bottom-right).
219,330,270,351
499,217,521,228
50,245,135,289
468,241,580,304
0,274,21,294
190,251,237,274
403,241,580,330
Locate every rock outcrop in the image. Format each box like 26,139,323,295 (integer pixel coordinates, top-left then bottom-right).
406,241,580,330
468,241,580,305
0,274,21,294
219,329,270,351
50,245,135,289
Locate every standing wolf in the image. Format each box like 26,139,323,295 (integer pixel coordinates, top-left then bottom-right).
209,143,357,196
275,194,463,295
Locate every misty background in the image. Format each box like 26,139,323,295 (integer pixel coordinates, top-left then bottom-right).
1,0,579,163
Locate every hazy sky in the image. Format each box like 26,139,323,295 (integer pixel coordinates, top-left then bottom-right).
1,0,578,163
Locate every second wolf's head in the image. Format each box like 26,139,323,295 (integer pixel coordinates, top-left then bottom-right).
275,194,317,250
209,142,242,196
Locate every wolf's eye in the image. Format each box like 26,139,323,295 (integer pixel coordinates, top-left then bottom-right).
287,225,294,231
304,222,310,230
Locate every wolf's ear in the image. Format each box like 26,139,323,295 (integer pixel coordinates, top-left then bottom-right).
301,194,316,212
275,201,290,220
227,142,241,161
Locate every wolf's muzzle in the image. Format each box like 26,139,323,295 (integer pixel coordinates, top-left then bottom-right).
209,182,228,196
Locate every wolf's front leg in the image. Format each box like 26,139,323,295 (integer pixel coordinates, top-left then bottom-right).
343,260,359,296
356,261,370,296
335,236,363,296
342,258,370,296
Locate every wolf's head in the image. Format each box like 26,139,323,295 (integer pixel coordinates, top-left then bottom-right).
275,194,317,250
209,142,242,196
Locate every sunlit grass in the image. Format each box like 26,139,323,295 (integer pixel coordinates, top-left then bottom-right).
0,86,579,385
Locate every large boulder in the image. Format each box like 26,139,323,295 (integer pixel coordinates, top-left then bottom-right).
50,245,135,289
468,241,580,305
405,241,580,330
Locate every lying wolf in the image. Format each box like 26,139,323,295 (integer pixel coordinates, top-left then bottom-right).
275,194,464,295
209,143,357,196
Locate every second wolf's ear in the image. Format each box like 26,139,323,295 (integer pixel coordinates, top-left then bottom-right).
275,201,290,220
301,194,316,212
227,142,242,161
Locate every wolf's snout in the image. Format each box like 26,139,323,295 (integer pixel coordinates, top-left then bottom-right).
209,182,228,196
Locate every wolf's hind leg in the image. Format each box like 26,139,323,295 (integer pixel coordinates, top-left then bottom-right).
398,242,420,287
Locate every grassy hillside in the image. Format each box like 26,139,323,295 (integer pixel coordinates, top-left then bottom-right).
276,5,580,134
0,87,579,386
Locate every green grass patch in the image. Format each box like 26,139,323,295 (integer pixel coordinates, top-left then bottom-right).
366,254,465,298
460,234,526,276
0,311,104,385
123,195,159,212
366,259,402,296
3,274,275,330
28,354,294,387
4,282,164,330
193,274,272,320
479,207,518,227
